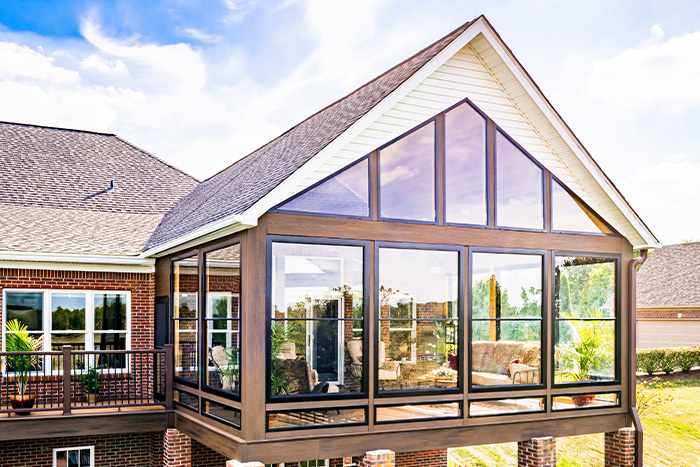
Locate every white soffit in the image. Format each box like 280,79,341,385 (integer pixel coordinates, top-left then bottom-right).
244,17,657,249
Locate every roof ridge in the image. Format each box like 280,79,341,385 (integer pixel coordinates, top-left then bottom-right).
0,120,115,136
112,136,201,183
199,17,477,184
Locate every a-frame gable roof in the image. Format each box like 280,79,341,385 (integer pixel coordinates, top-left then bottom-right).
145,15,658,255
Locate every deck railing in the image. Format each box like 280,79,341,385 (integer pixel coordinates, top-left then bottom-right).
0,344,173,416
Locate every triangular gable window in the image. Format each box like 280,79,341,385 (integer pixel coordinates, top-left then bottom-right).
552,179,610,234
495,131,544,230
278,158,369,217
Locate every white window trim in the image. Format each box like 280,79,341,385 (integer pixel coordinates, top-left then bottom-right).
388,294,418,363
2,289,131,373
53,445,95,467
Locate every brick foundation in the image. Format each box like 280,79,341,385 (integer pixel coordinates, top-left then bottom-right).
360,449,395,467
164,428,191,467
605,427,636,467
517,437,556,467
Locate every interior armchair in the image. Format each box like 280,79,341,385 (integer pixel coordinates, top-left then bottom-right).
346,339,400,382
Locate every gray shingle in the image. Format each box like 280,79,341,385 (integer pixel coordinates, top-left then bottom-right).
145,19,475,250
0,122,199,255
637,243,700,307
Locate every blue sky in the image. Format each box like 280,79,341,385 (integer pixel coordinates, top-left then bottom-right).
0,0,699,245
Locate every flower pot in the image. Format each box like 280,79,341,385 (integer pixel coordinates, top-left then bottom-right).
10,394,36,415
86,393,99,405
571,394,596,407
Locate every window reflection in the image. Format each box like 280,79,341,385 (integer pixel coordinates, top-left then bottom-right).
173,255,199,383
271,242,364,396
378,247,459,392
552,180,608,233
555,256,616,384
445,102,487,225
495,132,543,229
471,253,542,387
205,243,241,397
379,122,436,222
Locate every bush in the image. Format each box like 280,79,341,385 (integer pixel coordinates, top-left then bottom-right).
637,346,700,375
636,377,674,416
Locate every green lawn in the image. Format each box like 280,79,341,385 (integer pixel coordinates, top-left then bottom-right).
449,380,700,466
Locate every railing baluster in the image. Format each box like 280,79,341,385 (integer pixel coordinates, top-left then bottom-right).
62,345,71,415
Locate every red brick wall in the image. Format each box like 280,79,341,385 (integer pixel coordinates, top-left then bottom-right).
0,268,155,350
395,449,447,467
0,432,160,467
604,428,635,467
192,439,228,467
517,437,556,467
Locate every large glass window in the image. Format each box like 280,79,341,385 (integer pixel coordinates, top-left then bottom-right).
205,243,241,397
445,102,487,225
471,252,542,387
270,242,364,397
495,132,544,230
279,158,369,217
378,247,459,392
379,122,436,222
554,256,616,384
173,254,199,383
3,290,129,369
552,180,609,234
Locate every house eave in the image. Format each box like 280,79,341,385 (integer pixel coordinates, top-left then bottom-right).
0,250,156,273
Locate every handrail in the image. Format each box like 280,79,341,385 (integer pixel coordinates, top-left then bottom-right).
0,345,173,417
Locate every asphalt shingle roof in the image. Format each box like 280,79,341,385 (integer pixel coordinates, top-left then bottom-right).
637,243,700,307
145,19,475,251
0,122,199,256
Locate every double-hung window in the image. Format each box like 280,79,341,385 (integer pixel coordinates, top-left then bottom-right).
3,290,130,369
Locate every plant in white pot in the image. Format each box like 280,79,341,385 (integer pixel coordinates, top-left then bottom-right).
4,319,43,414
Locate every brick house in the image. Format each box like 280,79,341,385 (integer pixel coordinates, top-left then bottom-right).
0,16,657,467
637,242,700,348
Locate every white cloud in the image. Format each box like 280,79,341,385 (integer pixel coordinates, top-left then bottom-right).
180,28,223,44
0,42,80,84
589,28,700,109
618,154,700,245
80,54,129,76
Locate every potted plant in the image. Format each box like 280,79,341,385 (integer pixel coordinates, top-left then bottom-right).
4,319,43,414
556,308,614,406
270,321,291,396
80,365,102,404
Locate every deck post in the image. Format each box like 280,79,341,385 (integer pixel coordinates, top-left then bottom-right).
164,344,174,411
62,345,72,415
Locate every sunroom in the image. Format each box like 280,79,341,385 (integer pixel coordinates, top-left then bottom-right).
149,16,656,465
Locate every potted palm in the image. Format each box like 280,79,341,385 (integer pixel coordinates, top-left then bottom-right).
556,308,614,406
4,319,43,414
80,365,102,404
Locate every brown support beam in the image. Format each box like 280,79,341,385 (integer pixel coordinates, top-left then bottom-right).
62,345,72,415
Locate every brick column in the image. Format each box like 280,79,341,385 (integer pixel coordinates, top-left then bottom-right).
360,449,395,467
517,436,556,467
605,427,636,467
163,428,191,467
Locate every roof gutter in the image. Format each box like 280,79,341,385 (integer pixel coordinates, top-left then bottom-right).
0,250,155,273
629,249,648,467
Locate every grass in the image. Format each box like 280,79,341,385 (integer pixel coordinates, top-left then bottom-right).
449,380,700,466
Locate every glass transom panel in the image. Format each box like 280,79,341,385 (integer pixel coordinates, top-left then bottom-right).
552,179,606,233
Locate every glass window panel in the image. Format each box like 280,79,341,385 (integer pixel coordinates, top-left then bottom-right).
175,322,198,383
280,159,369,217
496,132,543,229
51,333,85,350
267,407,366,430
472,321,541,386
68,451,79,467
472,253,542,319
80,449,91,466
55,451,67,467
555,256,616,319
6,291,43,331
376,402,460,422
445,102,487,225
552,392,619,410
51,293,86,331
552,180,608,233
206,244,241,396
379,122,436,221
469,397,544,417
174,255,199,319
379,248,459,392
174,389,199,411
93,293,127,331
555,320,615,383
203,398,241,427
271,242,364,397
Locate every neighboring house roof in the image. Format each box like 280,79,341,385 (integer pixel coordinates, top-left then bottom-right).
144,15,658,254
0,122,199,256
637,243,700,308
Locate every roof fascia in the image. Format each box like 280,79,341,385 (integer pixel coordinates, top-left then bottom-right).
239,20,490,222
0,251,155,273
141,217,256,258
476,22,659,249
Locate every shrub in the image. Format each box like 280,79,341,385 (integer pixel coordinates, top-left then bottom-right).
677,347,697,372
660,349,679,374
637,348,664,375
636,377,674,416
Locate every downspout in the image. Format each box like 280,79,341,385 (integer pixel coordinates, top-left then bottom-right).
629,248,648,467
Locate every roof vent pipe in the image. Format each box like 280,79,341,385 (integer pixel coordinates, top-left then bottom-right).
108,179,115,192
